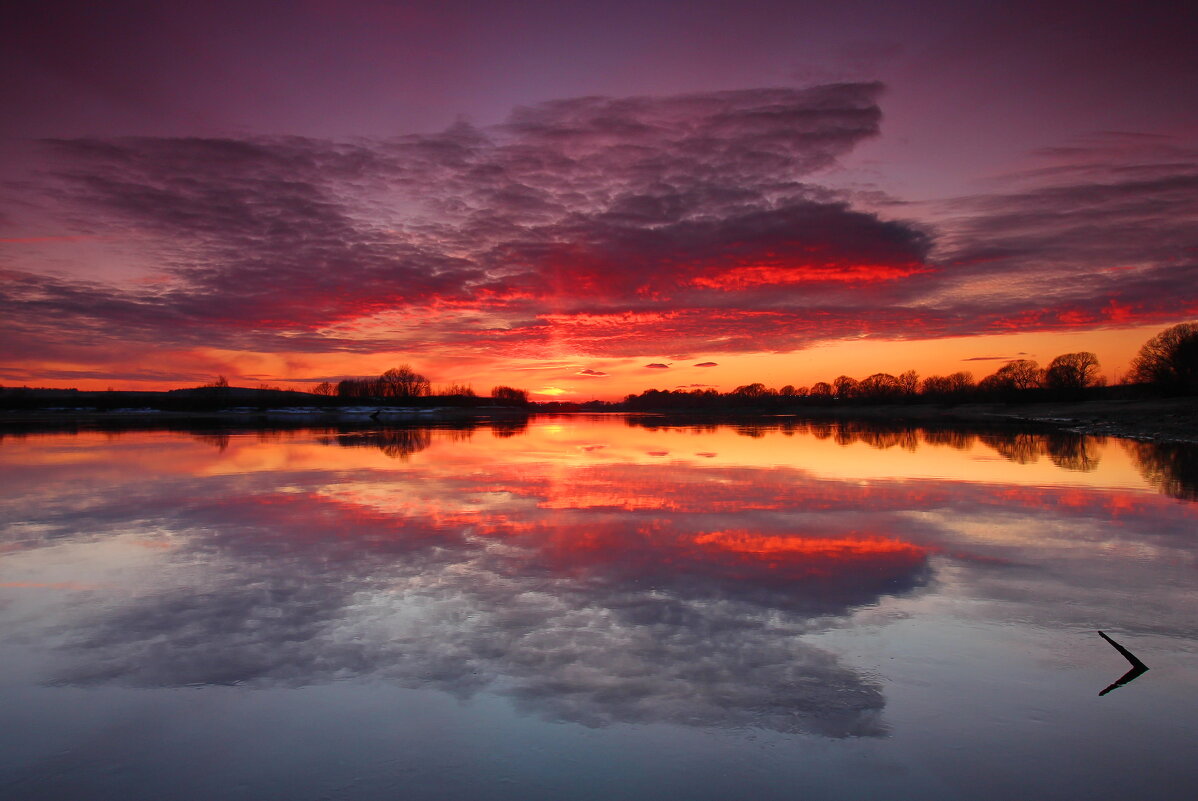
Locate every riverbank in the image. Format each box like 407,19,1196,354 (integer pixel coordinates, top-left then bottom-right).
966,396,1198,443
794,397,1198,443
2,397,1194,443
0,404,530,434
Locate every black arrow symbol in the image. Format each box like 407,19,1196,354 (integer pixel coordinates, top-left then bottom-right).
1097,630,1148,696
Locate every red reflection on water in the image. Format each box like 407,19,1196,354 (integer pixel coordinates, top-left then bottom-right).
145,450,1196,603
474,461,1197,525
523,517,930,591
689,530,929,580
990,485,1188,518
229,485,932,589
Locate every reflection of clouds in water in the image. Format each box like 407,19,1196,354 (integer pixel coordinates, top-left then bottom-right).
908,485,1198,639
52,518,899,736
35,472,931,737
360,576,887,736
942,550,1198,645
11,428,1197,738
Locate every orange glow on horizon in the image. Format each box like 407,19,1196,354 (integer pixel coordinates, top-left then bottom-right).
4,321,1178,400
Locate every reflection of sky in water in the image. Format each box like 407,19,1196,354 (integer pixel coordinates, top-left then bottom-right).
1,419,1196,800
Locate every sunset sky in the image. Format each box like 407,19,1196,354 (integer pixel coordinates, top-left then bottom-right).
2,0,1195,399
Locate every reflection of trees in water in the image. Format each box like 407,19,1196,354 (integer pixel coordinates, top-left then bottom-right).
809,421,835,440
920,429,976,450
192,432,230,451
979,432,1103,472
491,419,529,438
325,424,491,459
806,422,921,451
1046,433,1103,472
599,416,1122,474
625,417,963,454
1124,440,1198,500
626,417,937,450
622,417,722,434
980,432,1042,465
333,428,433,459
438,428,475,445
627,417,1134,463
853,427,919,452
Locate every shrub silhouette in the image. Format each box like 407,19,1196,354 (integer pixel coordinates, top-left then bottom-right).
491,386,530,407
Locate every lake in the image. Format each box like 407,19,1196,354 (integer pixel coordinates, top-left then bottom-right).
2,415,1196,800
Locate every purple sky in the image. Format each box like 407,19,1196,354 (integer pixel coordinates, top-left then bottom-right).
2,0,1196,393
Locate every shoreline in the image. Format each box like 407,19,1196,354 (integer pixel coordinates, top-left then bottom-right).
0,405,531,434
1,397,1195,442
795,396,1198,444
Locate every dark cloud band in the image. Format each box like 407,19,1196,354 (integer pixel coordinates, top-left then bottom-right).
3,87,1195,364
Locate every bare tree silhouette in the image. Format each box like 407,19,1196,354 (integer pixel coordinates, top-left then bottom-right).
379,365,430,399
857,373,901,402
809,382,833,399
1045,352,1103,397
978,359,1043,396
832,375,858,400
1127,321,1198,394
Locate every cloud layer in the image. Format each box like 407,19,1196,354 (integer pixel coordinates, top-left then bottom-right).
3,87,1195,367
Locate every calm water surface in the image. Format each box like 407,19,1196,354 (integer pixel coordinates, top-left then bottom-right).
2,416,1196,800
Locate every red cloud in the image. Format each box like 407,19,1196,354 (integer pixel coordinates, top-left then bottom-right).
4,88,1196,366
689,261,929,290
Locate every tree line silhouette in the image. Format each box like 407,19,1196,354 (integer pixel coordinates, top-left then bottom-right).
621,322,1198,411
2,322,1193,413
312,364,531,408
316,322,1195,413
